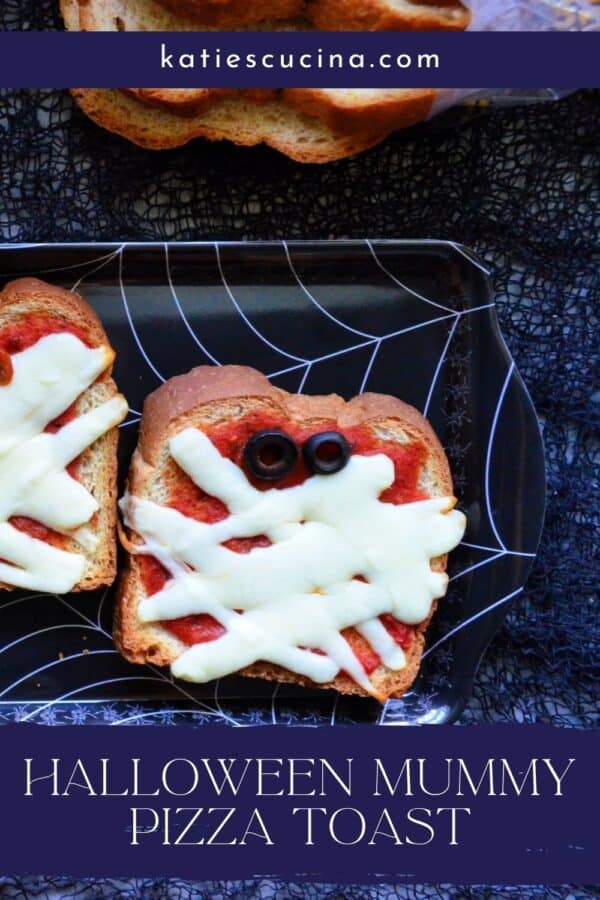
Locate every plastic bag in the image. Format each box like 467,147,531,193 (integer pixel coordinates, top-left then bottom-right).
428,1,597,115
465,0,599,31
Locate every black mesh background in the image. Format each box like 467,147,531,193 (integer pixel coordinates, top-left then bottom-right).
0,4,598,894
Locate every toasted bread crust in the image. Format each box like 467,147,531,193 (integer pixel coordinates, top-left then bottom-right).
0,278,123,592
115,365,454,700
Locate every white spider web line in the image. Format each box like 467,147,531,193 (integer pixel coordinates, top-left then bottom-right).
437,543,534,588
54,595,241,726
268,340,374,379
282,240,377,340
330,693,340,726
268,306,495,380
96,586,111,630
165,243,222,367
271,683,280,725
0,593,47,613
460,540,536,558
297,363,312,394
143,663,241,727
71,245,125,292
423,314,460,417
267,312,459,379
119,417,141,429
118,246,166,383
213,677,229,725
0,624,105,658
359,340,382,394
0,247,122,279
484,361,516,553
366,239,456,314
377,700,388,725
448,242,492,276
449,551,506,582
420,587,524,660
0,649,119,699
214,242,309,365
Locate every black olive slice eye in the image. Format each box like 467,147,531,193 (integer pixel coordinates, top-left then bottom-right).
303,431,351,476
244,430,298,481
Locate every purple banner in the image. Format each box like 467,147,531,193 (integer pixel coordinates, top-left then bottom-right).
1,724,598,883
0,32,597,88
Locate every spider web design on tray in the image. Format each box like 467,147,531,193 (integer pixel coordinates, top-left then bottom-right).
0,241,543,726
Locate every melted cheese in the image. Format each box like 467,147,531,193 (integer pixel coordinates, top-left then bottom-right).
122,427,466,696
0,332,128,592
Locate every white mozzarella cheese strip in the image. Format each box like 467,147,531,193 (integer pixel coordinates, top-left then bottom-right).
356,618,407,670
0,332,128,592
122,427,466,695
0,333,112,454
0,523,85,593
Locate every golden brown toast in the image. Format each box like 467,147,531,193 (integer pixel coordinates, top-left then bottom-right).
0,278,127,592
115,365,465,700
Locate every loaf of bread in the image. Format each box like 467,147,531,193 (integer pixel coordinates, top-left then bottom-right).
115,365,466,701
0,278,128,593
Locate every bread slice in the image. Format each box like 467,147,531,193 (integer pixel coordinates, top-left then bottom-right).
0,278,127,592
71,88,390,162
115,365,464,701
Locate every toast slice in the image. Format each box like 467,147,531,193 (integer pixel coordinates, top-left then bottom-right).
0,278,128,593
70,88,390,162
115,365,465,701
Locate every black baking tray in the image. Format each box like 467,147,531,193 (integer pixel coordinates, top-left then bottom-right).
0,240,545,725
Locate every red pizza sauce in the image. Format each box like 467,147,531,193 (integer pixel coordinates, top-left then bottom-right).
44,402,77,434
9,516,67,550
1,315,93,547
0,314,91,355
140,411,426,669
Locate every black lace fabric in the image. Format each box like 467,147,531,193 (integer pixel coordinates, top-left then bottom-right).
0,8,598,893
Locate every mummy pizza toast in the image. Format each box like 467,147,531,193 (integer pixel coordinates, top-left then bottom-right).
0,278,128,594
116,366,466,701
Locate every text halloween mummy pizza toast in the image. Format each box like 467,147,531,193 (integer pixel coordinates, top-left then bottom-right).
0,278,128,594
116,366,466,701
